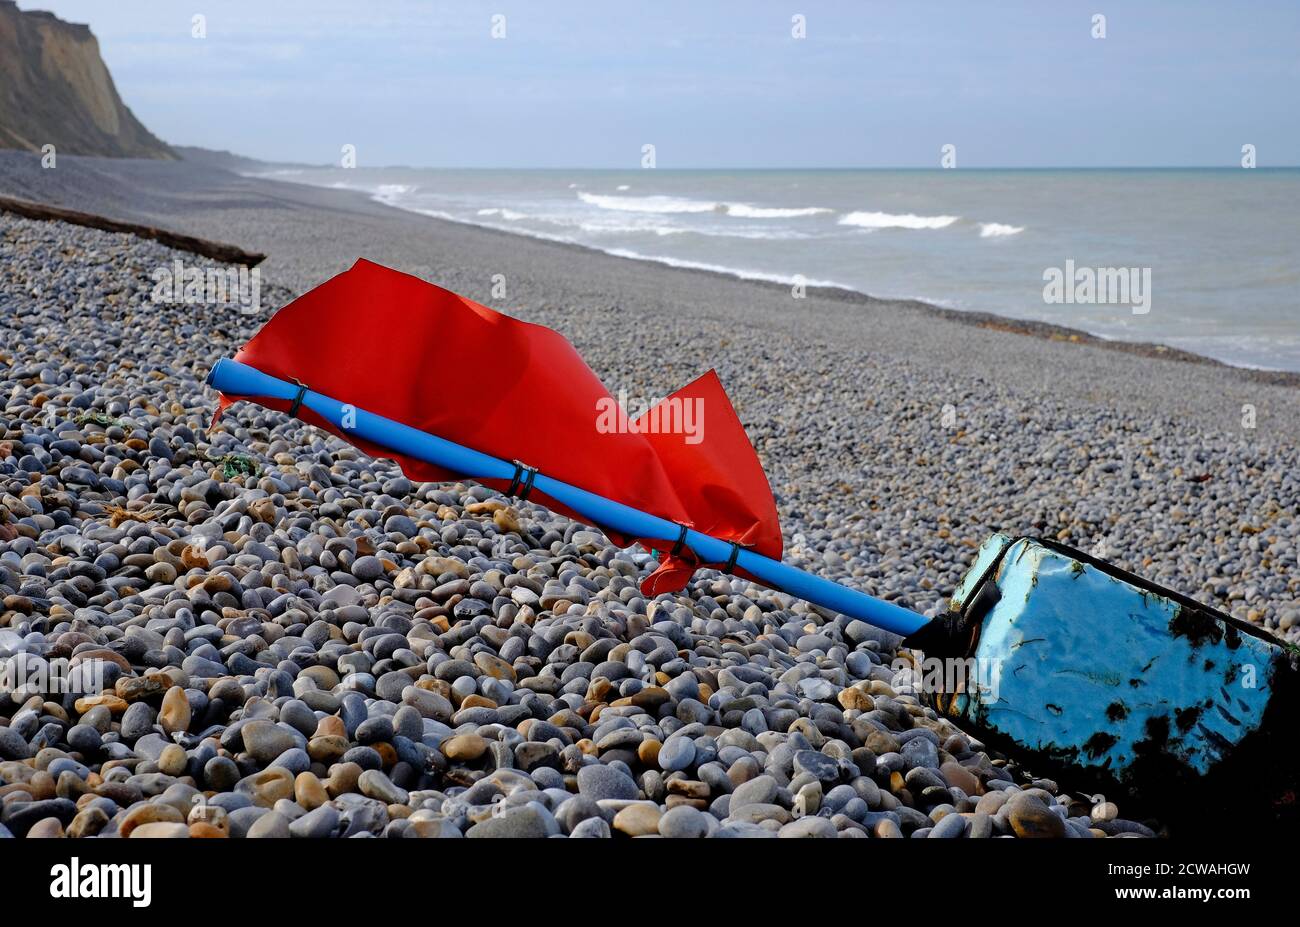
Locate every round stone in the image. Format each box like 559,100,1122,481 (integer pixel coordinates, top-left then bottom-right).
351,556,383,581
158,686,191,735
576,764,639,801
442,733,489,762
241,720,297,765
658,736,696,772
658,804,710,838
778,816,838,838
1010,801,1067,838
130,822,191,838
613,803,662,836
730,774,778,810
157,744,188,776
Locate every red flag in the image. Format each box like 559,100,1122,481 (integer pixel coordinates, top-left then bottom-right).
218,259,781,593
630,370,781,594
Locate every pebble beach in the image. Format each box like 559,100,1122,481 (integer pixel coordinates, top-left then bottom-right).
1,155,1298,839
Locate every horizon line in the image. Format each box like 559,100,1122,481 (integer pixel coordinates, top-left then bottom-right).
233,160,1300,172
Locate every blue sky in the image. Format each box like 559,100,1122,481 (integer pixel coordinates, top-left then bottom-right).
25,0,1300,167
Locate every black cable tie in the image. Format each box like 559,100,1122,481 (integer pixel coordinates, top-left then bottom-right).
670,523,690,557
723,542,748,573
518,464,538,502
505,461,525,498
287,378,309,418
506,460,539,501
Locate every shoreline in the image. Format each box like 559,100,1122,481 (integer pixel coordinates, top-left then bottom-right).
258,169,1300,384
2,150,1298,436
2,149,1292,384
239,168,1300,386
416,202,1300,388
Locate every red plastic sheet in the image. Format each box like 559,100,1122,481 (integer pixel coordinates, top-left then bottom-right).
219,259,781,593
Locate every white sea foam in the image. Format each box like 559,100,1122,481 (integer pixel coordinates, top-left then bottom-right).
476,207,528,221
839,210,960,230
979,222,1025,238
577,221,812,241
406,207,464,223
578,192,719,213
579,221,689,236
579,191,831,219
371,184,418,205
415,208,582,245
603,248,852,289
723,203,832,218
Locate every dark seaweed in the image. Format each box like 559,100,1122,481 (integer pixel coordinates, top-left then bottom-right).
1083,732,1119,758
1169,606,1223,648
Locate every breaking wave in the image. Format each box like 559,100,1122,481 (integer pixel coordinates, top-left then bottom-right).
373,183,416,199
723,203,832,218
476,207,529,221
979,222,1025,237
578,192,718,213
578,191,831,219
838,210,960,230
603,248,852,289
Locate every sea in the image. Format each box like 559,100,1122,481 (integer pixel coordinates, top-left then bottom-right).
248,166,1300,372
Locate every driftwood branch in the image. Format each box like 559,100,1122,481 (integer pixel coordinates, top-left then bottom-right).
0,194,266,266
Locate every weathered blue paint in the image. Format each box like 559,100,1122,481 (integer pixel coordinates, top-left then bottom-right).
949,534,1011,611
940,535,1280,779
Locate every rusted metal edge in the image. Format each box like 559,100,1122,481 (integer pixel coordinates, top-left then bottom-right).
0,194,266,267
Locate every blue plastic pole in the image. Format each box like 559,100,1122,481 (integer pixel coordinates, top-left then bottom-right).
207,358,928,636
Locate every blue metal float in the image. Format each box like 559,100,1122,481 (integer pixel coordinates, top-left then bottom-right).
925,535,1286,779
